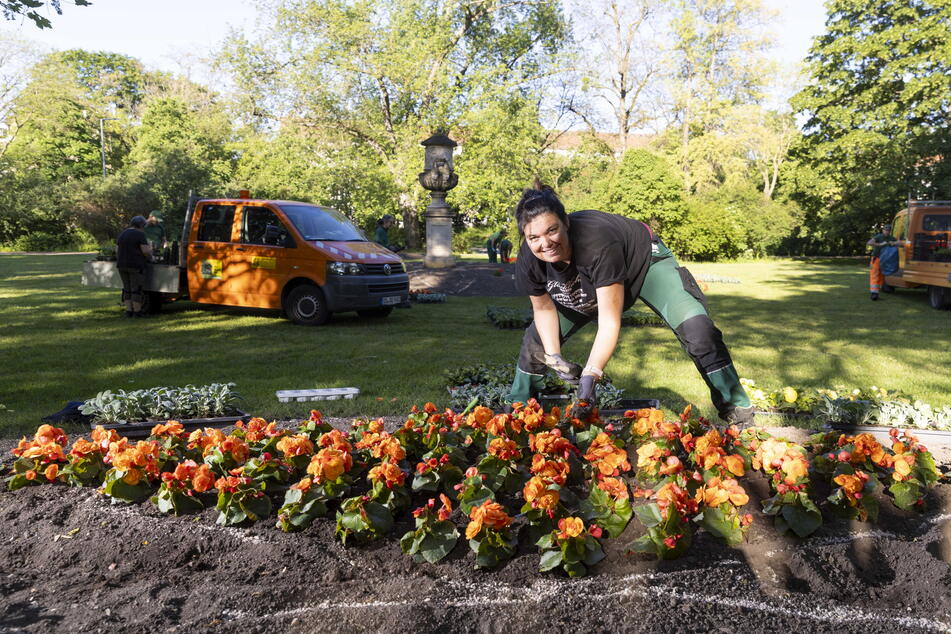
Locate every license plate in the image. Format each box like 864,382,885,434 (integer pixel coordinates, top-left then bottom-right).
381,296,401,306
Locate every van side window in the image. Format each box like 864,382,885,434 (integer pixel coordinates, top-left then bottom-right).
893,214,907,241
923,214,951,232
196,205,236,242
242,206,294,247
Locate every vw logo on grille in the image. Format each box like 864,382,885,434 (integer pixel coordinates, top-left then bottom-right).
383,264,392,275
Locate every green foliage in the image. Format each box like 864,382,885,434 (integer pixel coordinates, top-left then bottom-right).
668,196,744,261
221,0,569,246
601,150,687,236
791,0,951,252
1,0,91,29
79,383,241,424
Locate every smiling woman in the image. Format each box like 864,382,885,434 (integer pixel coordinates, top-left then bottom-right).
507,180,754,426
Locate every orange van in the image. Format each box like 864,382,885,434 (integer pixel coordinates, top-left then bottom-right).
83,198,409,324
884,200,951,309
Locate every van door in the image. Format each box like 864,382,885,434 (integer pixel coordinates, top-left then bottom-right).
187,203,238,305
228,204,296,309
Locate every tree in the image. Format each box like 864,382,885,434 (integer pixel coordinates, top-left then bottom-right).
1,0,90,29
0,30,39,159
665,0,775,190
600,149,686,236
567,0,667,153
725,105,799,200
221,0,569,248
791,0,951,250
5,50,148,181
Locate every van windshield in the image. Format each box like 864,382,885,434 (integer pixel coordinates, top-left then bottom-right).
278,204,367,241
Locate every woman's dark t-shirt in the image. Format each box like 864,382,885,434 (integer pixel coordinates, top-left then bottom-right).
116,228,148,270
515,210,653,315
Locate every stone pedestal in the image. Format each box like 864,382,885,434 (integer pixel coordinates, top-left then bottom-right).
424,191,454,268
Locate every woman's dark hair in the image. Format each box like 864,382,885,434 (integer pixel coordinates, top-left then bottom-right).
514,178,567,235
377,214,395,227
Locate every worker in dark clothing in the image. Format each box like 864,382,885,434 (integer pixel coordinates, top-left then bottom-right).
116,216,153,318
374,214,403,253
507,181,753,427
143,210,167,252
486,228,506,263
499,237,513,263
867,224,898,300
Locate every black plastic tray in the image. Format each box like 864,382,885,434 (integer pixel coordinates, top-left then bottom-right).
89,410,250,439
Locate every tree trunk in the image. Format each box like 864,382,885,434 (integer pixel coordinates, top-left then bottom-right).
400,191,421,249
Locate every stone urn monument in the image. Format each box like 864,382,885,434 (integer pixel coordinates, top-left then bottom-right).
418,133,459,268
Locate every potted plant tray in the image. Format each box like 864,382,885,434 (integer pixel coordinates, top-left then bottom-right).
90,410,251,439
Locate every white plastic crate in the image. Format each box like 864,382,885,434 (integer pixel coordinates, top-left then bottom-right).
276,388,360,403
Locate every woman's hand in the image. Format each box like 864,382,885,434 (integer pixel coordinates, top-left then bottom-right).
543,353,582,384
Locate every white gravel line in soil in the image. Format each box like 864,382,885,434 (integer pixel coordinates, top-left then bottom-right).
221,563,951,632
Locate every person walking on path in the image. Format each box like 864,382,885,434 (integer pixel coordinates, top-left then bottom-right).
116,215,153,318
867,224,898,300
506,180,753,426
486,228,507,263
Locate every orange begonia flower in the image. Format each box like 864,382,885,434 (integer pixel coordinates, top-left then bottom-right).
356,432,406,461
276,434,315,458
150,420,184,437
191,464,215,493
556,517,585,541
584,433,631,475
636,442,663,470
465,500,513,539
465,406,495,430
523,476,560,510
529,455,570,486
25,469,37,481
319,429,353,453
437,493,453,522
597,477,629,501
35,424,67,447
91,426,121,451
530,431,573,456
43,463,59,481
658,455,684,477
723,454,745,477
308,448,352,482
781,456,809,484
291,477,313,493
755,438,789,472
833,473,863,497
893,455,914,479
69,438,101,458
368,460,406,488
488,438,521,461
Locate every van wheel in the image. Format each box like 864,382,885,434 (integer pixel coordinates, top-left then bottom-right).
357,307,394,318
927,285,950,310
284,285,331,325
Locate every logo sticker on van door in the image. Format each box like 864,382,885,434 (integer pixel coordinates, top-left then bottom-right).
251,256,277,269
201,259,223,279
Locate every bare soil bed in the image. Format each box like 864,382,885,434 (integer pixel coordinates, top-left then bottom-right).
1,420,950,634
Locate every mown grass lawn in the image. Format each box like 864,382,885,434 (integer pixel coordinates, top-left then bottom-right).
1,253,949,436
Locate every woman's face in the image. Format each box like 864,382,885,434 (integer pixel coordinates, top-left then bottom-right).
523,212,570,263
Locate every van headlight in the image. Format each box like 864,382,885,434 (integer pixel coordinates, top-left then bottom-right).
328,262,366,275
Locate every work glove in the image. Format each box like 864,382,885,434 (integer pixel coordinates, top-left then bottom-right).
571,374,597,420
543,353,582,385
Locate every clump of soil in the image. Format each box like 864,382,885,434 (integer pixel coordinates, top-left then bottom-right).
1,421,950,632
